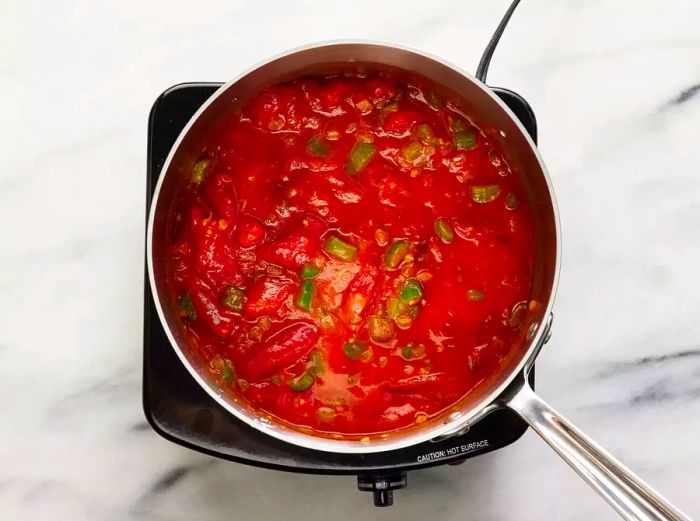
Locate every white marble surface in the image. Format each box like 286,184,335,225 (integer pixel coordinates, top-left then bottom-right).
2,0,700,519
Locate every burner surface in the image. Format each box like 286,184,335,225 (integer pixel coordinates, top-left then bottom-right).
143,82,537,503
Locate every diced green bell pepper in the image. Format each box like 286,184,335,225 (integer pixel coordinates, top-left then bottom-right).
296,281,315,311
384,240,410,269
191,158,211,184
343,341,367,361
471,184,501,204
301,262,321,279
348,142,376,173
221,287,246,311
323,235,358,262
288,371,315,392
307,135,330,157
434,218,454,243
179,294,196,320
454,129,477,150
467,289,485,301
400,279,423,305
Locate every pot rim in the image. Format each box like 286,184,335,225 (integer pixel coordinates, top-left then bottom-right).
146,38,561,454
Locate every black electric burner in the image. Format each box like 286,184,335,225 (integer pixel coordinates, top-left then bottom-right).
144,82,538,506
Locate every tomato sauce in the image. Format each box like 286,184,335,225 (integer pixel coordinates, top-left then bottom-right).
168,73,534,436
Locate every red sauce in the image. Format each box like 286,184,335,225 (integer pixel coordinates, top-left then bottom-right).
168,73,534,435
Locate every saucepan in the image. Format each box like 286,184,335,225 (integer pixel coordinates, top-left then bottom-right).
146,38,690,521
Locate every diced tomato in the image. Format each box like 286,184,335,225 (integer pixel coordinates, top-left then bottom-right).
318,79,352,113
187,200,213,248
243,276,297,318
365,78,398,105
383,110,424,136
202,171,238,219
193,233,242,289
246,85,302,131
170,240,192,286
185,200,243,289
236,214,265,247
242,321,320,380
189,278,239,338
342,268,378,324
256,216,326,269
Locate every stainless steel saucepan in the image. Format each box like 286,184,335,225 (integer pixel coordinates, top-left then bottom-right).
146,41,690,521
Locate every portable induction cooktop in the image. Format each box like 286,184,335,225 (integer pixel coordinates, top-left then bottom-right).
143,82,538,507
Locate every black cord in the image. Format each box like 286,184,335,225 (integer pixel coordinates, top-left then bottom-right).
475,0,522,83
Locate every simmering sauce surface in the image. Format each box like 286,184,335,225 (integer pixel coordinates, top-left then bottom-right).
168,73,534,435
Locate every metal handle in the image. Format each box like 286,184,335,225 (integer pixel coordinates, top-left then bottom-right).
507,384,691,521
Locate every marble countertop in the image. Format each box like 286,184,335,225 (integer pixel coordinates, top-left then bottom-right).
2,0,700,519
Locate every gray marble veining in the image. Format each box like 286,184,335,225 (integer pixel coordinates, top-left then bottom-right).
2,0,699,520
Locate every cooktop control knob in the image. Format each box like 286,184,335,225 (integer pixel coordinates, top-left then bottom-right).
357,473,408,507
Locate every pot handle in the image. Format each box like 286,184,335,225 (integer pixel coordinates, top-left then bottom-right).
506,383,691,521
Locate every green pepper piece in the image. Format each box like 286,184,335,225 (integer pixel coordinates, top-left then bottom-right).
467,289,485,301
400,279,423,305
401,342,425,359
308,350,328,376
317,406,336,423
221,363,236,385
221,287,246,311
179,294,196,320
301,262,321,279
415,124,439,145
343,340,367,361
323,235,358,262
191,158,211,184
434,218,454,244
395,305,419,329
307,135,330,157
381,101,399,113
288,371,315,392
355,99,373,114
471,184,501,204
348,142,376,173
296,281,315,311
454,129,477,150
505,192,520,210
386,297,402,319
212,355,235,384
401,140,423,162
369,316,396,342
384,240,410,269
